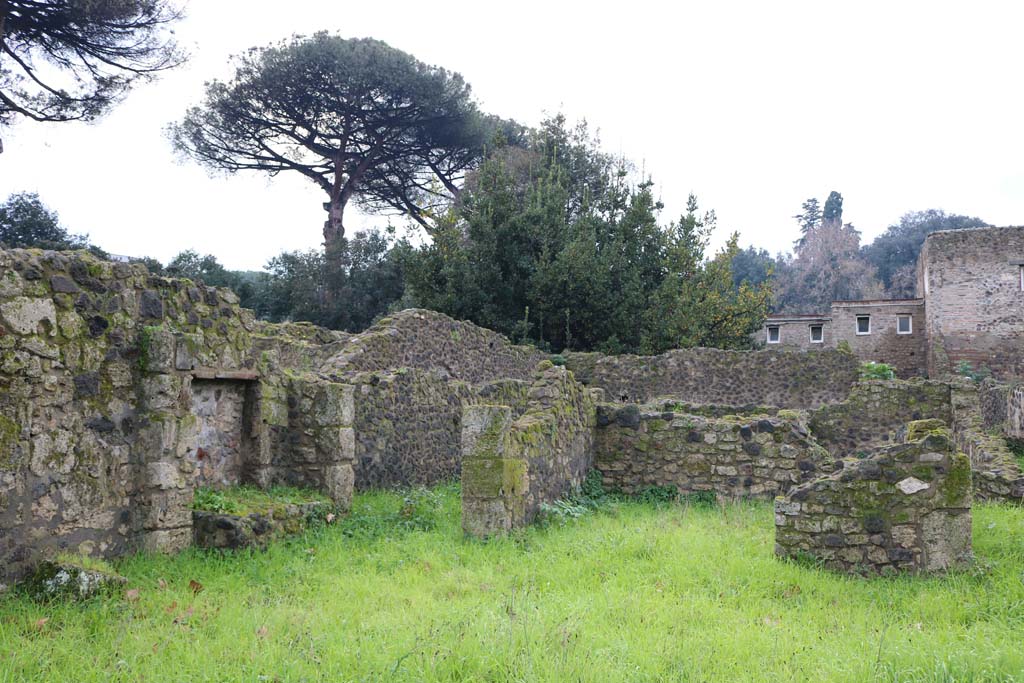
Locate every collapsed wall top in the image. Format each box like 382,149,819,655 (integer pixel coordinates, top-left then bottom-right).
318,308,546,383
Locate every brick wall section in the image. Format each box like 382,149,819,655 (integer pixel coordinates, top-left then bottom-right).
761,315,832,351
918,227,1024,381
829,300,927,378
775,426,972,575
807,380,952,457
563,347,860,408
462,363,596,536
593,406,834,498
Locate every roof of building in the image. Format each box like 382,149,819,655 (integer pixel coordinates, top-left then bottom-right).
831,298,924,307
765,313,831,322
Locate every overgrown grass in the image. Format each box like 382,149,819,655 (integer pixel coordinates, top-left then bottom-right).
2,484,1023,682
192,485,332,516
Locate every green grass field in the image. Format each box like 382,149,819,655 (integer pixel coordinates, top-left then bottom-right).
2,485,1023,682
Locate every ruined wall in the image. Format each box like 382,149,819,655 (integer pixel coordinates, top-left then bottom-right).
320,308,545,382
775,426,972,575
807,380,952,456
593,406,833,498
563,347,859,408
919,227,1024,381
950,382,1024,502
0,249,355,581
1007,385,1024,439
315,309,543,491
253,376,355,508
829,300,927,378
462,363,596,536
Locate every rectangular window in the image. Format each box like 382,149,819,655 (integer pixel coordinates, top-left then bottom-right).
767,326,780,344
897,315,912,334
809,325,823,343
856,315,871,335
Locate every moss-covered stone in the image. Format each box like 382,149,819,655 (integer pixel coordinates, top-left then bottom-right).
0,413,19,470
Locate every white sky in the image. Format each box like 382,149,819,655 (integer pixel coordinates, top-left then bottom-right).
1,0,1022,270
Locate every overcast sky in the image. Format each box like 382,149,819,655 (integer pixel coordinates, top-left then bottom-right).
1,0,1022,270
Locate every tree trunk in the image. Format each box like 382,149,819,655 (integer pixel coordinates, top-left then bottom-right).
323,193,345,258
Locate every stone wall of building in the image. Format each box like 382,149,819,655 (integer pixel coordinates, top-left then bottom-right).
829,300,927,378
0,249,355,581
462,363,596,536
320,308,545,383
775,425,972,574
593,406,834,499
1007,385,1024,440
562,347,860,407
253,375,355,508
950,382,1024,502
919,227,1024,381
807,380,952,457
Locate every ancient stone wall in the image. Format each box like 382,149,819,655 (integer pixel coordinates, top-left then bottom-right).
950,383,1024,502
254,376,355,507
0,249,355,581
1007,385,1024,439
320,308,545,382
807,380,952,456
919,227,1024,381
829,300,927,378
462,363,596,536
593,406,833,498
562,347,859,408
775,425,972,574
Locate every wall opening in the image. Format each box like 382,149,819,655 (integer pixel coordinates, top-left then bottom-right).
188,379,258,488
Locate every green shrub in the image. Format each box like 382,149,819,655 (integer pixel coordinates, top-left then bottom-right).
956,360,993,382
192,487,242,515
860,361,895,380
192,485,331,516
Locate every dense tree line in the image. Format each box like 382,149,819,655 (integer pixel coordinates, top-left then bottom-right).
404,117,770,353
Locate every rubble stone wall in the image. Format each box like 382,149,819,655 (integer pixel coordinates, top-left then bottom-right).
950,383,1024,502
0,249,355,581
562,347,860,407
1007,385,1024,439
807,380,953,456
462,363,596,536
593,406,834,499
775,426,972,574
320,308,545,383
